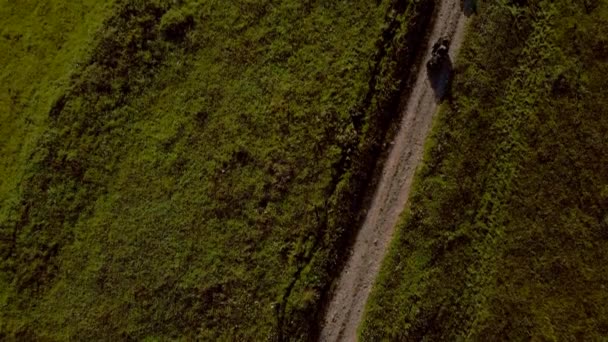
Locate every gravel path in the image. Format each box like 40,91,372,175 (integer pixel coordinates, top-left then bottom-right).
319,1,469,340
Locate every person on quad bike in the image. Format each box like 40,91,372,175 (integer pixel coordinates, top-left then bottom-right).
427,37,450,70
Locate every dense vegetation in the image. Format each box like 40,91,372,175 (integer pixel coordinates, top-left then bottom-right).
0,0,433,340
362,0,608,340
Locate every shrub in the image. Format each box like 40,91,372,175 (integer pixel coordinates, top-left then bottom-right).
159,8,194,42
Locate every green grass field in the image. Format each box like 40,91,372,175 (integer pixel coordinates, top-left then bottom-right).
0,0,433,339
0,0,114,257
361,0,608,340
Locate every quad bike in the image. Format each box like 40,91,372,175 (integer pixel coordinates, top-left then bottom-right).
426,37,450,71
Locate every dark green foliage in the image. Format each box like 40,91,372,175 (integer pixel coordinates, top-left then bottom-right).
0,0,432,340
361,0,608,340
159,7,195,41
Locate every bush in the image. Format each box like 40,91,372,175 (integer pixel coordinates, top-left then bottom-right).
159,8,194,42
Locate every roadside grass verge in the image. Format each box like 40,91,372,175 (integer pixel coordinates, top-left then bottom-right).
361,0,608,340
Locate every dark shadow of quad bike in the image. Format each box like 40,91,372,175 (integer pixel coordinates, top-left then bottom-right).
461,0,478,16
426,37,454,100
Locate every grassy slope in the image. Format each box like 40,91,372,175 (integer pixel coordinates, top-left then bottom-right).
0,0,432,340
361,0,608,340
0,0,113,262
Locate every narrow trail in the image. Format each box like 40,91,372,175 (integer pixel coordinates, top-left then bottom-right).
319,0,470,340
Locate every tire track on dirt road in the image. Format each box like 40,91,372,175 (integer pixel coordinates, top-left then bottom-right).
319,0,470,340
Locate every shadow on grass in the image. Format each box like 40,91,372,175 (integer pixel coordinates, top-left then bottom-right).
427,56,453,101
461,0,478,17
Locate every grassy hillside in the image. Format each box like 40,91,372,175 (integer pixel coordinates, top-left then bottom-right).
0,0,433,340
361,0,608,340
0,0,113,260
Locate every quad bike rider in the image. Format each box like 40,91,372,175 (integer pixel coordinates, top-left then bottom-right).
426,37,450,71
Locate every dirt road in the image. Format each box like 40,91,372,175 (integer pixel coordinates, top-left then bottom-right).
318,0,469,340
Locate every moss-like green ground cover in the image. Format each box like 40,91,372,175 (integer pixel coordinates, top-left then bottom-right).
0,0,433,339
362,0,608,340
